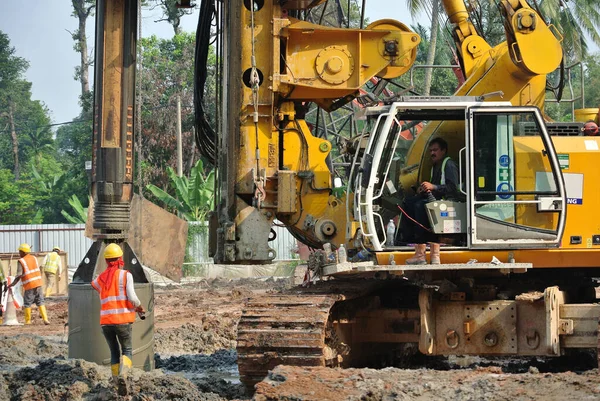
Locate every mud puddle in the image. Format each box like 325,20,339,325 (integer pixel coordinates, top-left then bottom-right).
156,349,246,399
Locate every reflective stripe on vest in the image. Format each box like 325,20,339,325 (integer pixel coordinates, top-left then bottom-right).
93,269,135,325
19,254,42,291
430,156,450,185
44,252,60,275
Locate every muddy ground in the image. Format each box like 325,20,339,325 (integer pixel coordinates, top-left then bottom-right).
1,273,600,400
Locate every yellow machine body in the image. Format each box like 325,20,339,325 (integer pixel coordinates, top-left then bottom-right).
402,0,563,197
215,0,420,261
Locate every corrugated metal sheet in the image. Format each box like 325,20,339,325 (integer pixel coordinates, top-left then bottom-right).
0,221,298,270
0,224,93,268
187,220,297,264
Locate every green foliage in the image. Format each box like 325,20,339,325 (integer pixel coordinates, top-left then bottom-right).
391,23,459,97
55,113,93,205
0,31,51,177
21,127,54,166
0,169,38,224
583,52,600,108
146,159,215,221
61,194,88,224
139,33,210,190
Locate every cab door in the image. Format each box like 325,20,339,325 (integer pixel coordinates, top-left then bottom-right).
467,107,566,248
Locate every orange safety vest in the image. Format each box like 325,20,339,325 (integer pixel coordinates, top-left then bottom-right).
91,269,135,325
19,254,42,291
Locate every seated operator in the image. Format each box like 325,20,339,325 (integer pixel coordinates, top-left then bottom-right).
400,137,459,265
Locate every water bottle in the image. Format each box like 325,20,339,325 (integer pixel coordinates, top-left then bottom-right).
352,249,370,262
337,244,347,263
323,243,336,263
386,219,396,246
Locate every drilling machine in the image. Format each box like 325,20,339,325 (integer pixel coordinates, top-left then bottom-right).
208,0,421,264
221,0,600,388
68,0,153,370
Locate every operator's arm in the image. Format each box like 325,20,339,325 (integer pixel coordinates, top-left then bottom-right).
125,271,142,310
434,159,459,199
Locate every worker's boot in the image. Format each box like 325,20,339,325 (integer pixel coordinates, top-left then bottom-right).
23,307,32,325
406,244,427,265
39,305,50,325
110,363,120,388
118,355,132,396
429,243,441,265
45,287,51,298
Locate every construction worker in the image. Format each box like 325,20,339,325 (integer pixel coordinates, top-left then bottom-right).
9,243,49,325
91,243,144,396
42,246,62,297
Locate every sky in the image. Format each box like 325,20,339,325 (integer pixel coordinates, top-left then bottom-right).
0,1,419,126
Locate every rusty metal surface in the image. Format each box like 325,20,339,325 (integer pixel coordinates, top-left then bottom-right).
237,294,338,388
237,280,390,387
84,195,187,282
560,304,600,349
435,301,517,355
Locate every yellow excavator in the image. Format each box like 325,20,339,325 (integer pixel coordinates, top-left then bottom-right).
87,0,600,390
210,0,600,388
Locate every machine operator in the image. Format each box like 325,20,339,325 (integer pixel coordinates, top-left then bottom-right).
400,137,459,265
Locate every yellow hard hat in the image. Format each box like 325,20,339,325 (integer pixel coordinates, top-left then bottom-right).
104,243,123,259
52,246,61,252
18,243,31,253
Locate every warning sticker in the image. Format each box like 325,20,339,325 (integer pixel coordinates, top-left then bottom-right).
558,154,569,170
443,220,461,233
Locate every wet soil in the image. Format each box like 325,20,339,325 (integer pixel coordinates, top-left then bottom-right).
1,275,600,400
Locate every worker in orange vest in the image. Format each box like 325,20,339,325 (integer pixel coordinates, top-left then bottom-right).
91,243,144,396
9,243,49,325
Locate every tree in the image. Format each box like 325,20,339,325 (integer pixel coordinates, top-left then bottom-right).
405,0,441,95
21,127,54,167
0,31,29,179
146,160,214,221
0,169,38,224
149,0,194,36
138,33,209,190
71,0,95,102
583,52,600,108
55,116,93,205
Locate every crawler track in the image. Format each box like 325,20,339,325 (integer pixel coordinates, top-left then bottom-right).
237,280,385,388
237,294,338,387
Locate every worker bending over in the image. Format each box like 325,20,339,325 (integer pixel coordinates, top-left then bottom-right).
9,243,49,325
401,137,459,264
42,246,62,297
91,243,144,396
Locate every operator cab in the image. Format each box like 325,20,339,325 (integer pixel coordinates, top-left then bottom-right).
351,98,567,252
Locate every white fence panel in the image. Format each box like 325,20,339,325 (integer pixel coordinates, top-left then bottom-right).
0,220,299,272
0,224,93,268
